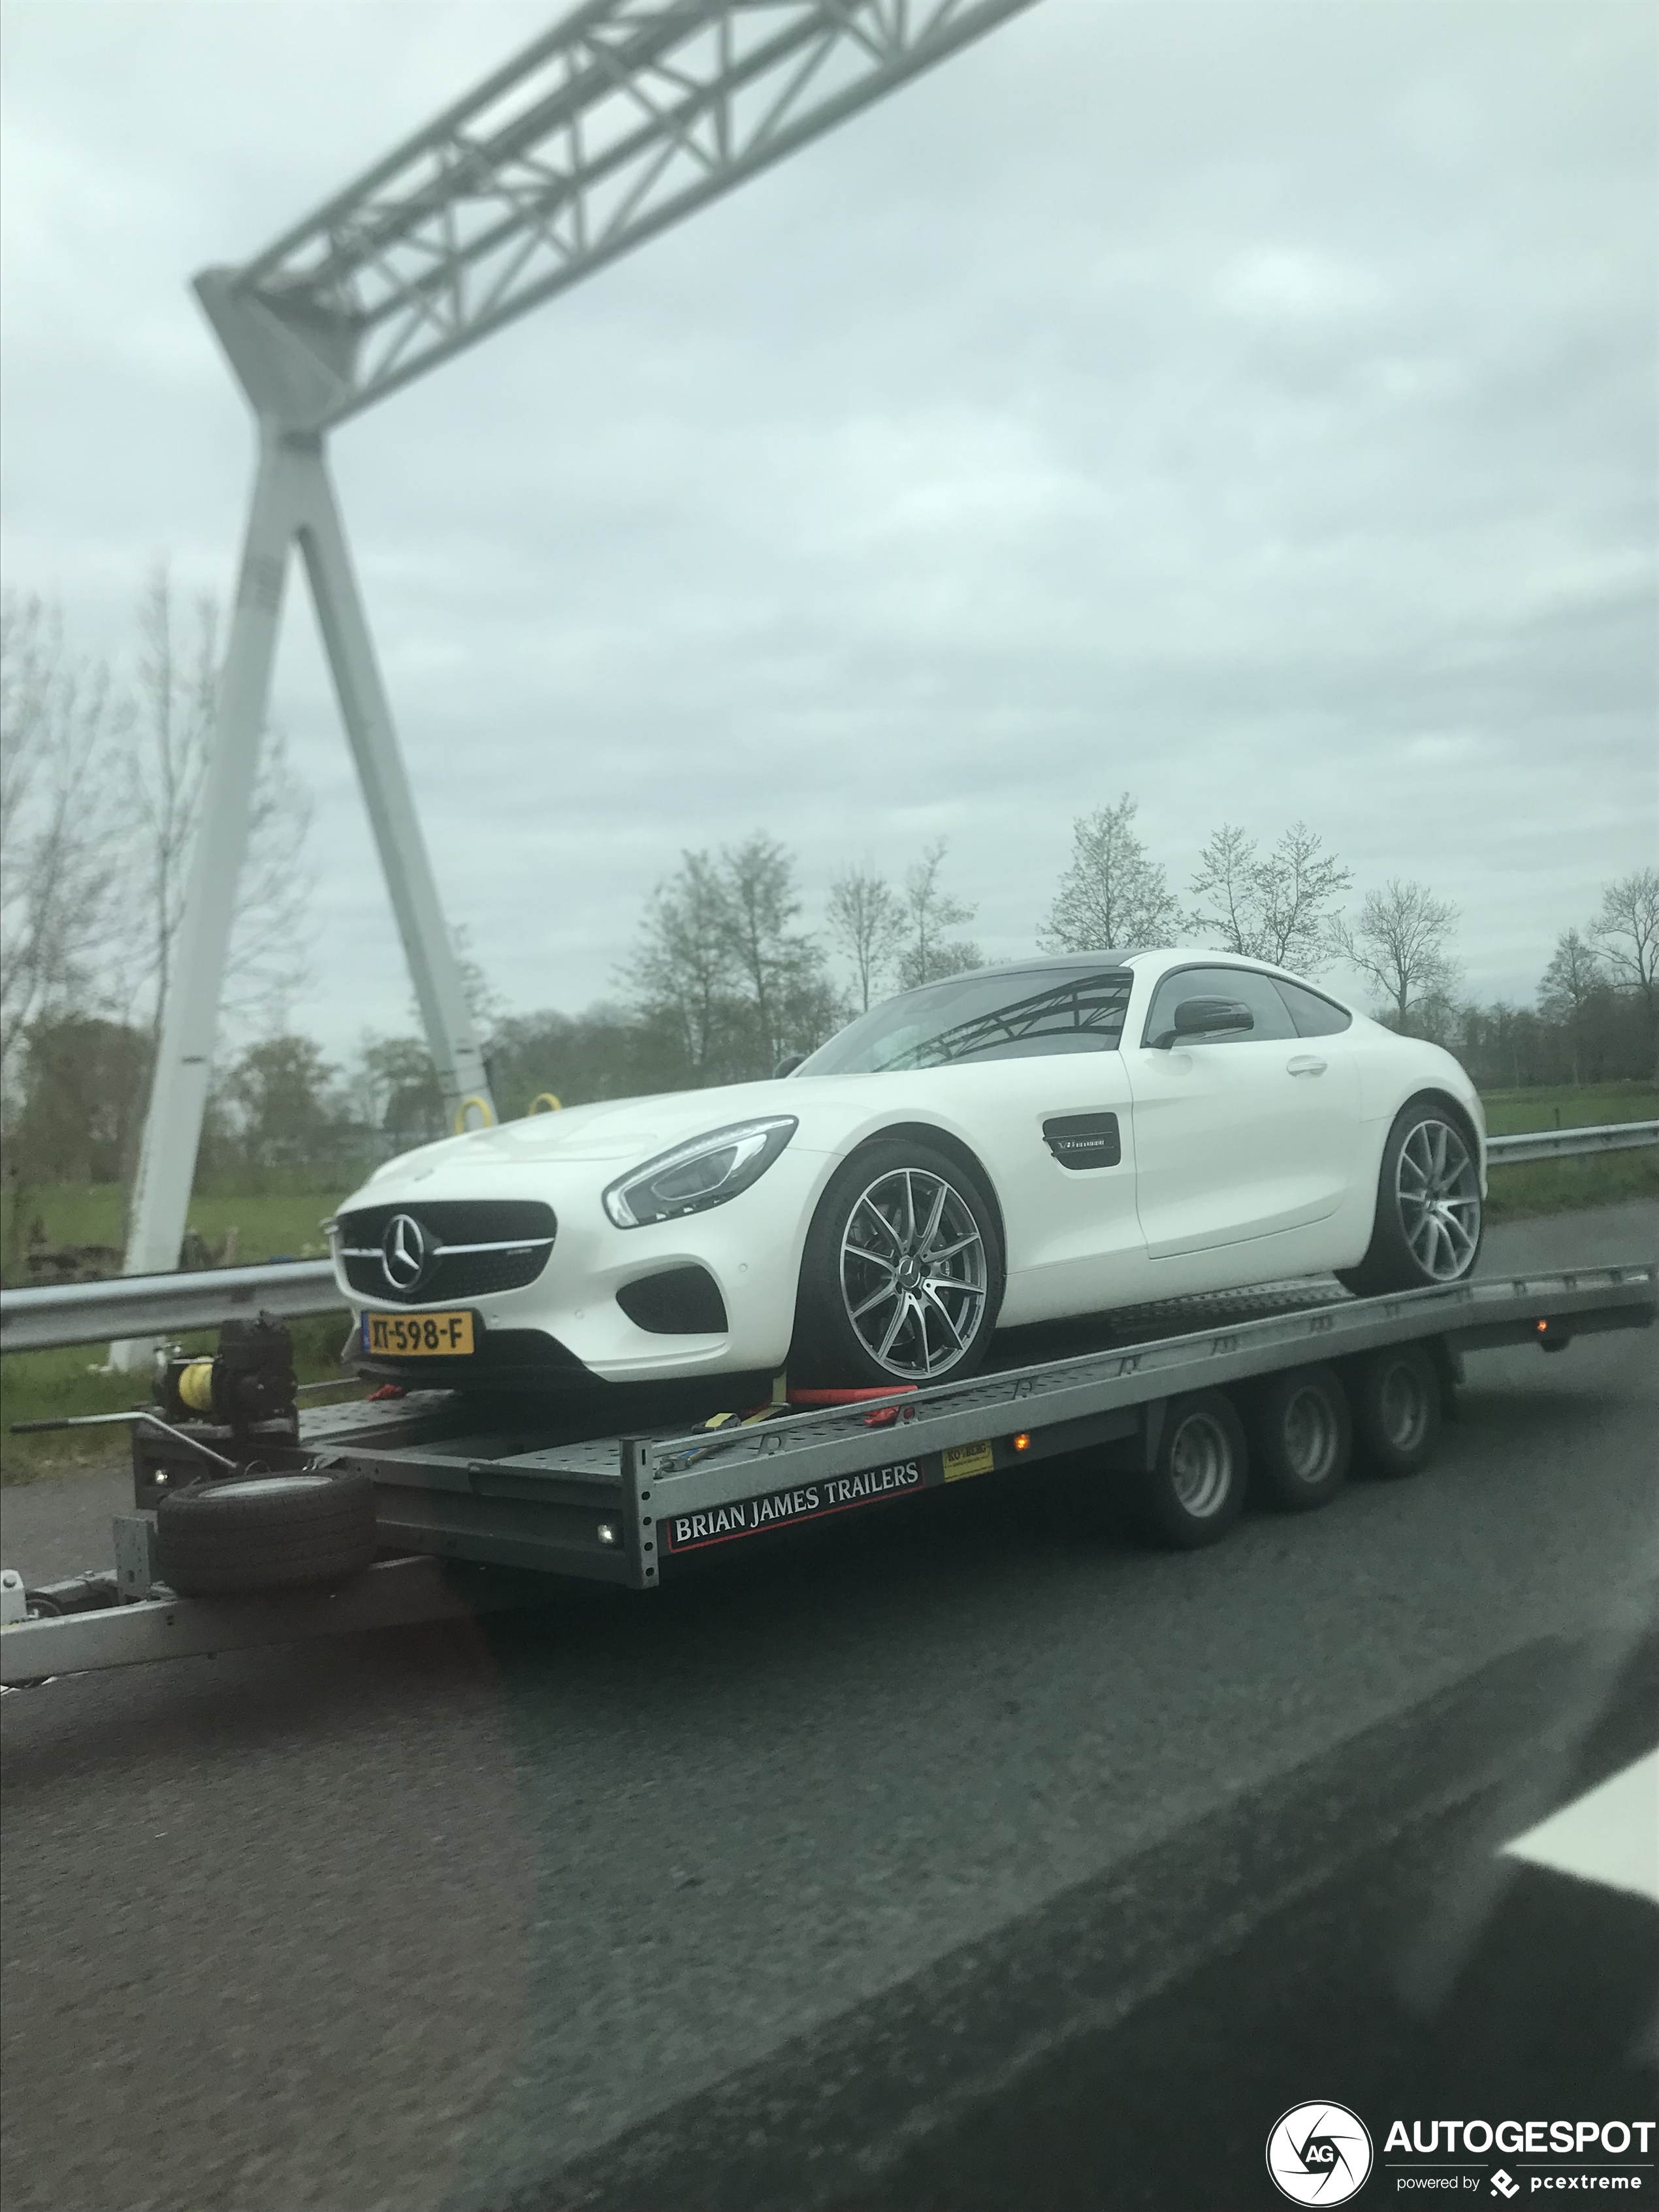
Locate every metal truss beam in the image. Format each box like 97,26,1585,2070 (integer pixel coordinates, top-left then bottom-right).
202,0,1039,429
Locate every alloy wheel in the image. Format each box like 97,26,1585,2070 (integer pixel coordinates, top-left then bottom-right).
839,1168,988,1380
1395,1118,1481,1281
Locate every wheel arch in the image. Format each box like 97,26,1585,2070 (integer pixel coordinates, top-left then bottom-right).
1397,1085,1485,1178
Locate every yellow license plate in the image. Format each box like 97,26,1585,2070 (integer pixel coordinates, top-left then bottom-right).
362,1310,474,1358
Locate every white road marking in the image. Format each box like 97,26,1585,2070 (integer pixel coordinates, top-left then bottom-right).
1502,1747,1659,1904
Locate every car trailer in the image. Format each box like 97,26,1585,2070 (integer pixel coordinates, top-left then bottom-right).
3,1263,1653,1689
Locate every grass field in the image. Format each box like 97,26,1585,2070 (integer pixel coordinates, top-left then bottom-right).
1481,1082,1657,1223
3,1085,1654,1483
5,1183,343,1267
1479,1082,1658,1137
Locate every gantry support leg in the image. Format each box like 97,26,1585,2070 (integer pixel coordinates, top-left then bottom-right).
293,443,495,1124
114,428,494,1369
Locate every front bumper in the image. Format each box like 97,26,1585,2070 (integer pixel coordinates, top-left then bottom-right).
340,1145,829,1385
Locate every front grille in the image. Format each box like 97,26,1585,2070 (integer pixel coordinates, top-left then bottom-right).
338,1200,556,1305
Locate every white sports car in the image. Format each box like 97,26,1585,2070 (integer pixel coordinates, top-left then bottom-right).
332,949,1486,1393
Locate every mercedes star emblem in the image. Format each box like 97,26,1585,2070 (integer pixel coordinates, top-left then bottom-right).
380,1213,431,1292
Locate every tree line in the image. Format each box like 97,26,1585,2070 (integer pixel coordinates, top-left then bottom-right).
3,580,1655,1219
7,819,1651,1208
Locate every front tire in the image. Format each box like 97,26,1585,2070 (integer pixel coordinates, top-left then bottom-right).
1339,1097,1483,1297
789,1140,1003,1387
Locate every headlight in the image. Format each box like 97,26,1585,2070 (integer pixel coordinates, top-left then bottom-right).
602,1117,798,1229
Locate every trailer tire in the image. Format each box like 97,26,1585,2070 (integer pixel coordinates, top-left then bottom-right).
1135,1391,1248,1550
155,1471,378,1597
1244,1364,1351,1513
1349,1343,1442,1479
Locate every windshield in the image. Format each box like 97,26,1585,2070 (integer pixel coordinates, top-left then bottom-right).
797,963,1135,1075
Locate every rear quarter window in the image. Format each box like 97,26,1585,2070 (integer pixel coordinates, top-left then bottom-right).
1273,979,1353,1036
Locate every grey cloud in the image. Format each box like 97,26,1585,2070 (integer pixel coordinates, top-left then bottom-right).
1,0,1652,1055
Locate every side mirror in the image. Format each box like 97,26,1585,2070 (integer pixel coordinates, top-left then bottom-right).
773,1051,806,1079
1151,997,1255,1049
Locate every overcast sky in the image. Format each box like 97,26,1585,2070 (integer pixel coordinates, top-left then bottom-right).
3,0,1654,1063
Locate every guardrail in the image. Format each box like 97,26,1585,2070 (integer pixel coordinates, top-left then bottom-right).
1,1121,1653,1356
1485,1120,1659,1166
0,1259,344,1356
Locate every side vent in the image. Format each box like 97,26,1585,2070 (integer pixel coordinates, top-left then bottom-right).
616,1266,729,1336
1042,1113,1121,1170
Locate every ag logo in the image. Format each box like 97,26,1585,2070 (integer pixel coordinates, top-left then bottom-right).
1266,2103,1374,2204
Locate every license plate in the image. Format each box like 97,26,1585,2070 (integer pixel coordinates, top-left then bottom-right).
362,1310,474,1358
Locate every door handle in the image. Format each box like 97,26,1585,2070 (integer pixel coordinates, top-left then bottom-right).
1287,1055,1327,1078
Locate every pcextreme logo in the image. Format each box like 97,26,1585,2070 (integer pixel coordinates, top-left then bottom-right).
1267,2103,1375,2204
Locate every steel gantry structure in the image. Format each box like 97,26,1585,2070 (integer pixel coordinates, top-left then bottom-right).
117,0,1039,1359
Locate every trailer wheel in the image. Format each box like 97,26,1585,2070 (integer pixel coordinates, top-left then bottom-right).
155,1471,378,1597
1349,1343,1442,1479
1135,1391,1248,1550
1244,1364,1351,1513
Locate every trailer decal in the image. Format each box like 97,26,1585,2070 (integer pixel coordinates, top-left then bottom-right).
660,1457,928,1552
942,1441,995,1481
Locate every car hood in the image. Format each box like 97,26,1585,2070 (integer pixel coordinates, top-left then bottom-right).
344,1076,830,1200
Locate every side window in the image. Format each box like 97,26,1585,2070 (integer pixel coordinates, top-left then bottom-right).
1273,979,1353,1037
1142,966,1298,1046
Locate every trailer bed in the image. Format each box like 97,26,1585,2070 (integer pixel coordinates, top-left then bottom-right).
3,1263,1652,1687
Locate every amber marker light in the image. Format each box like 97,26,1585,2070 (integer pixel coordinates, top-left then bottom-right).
1012,1432,1032,1452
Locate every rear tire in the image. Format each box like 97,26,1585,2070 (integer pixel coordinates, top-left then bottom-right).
1339,1097,1483,1297
155,1470,378,1597
1244,1364,1351,1513
1349,1343,1442,1479
1134,1391,1248,1550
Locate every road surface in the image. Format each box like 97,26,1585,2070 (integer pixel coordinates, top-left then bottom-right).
2,1201,1654,2211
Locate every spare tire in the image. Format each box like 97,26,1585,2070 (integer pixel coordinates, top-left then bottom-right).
156,1470,378,1597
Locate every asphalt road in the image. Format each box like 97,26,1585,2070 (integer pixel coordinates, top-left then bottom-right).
2,1202,1654,2212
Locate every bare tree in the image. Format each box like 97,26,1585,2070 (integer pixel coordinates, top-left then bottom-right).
1189,820,1351,971
1536,929,1604,1085
624,836,836,1081
1330,880,1460,1031
719,832,829,1066
899,841,980,989
827,862,907,1011
0,595,126,1078
625,849,737,1081
119,566,316,1037
1039,794,1183,954
1591,867,1659,1055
